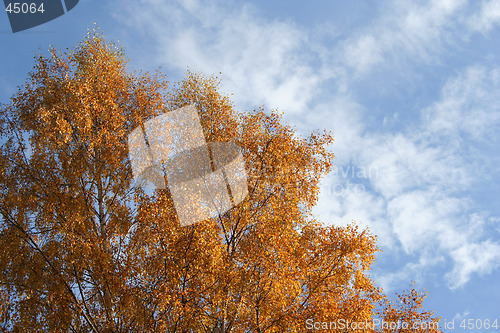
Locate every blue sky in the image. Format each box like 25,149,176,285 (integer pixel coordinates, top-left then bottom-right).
1,0,499,330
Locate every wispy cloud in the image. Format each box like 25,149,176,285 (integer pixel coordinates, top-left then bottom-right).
114,0,329,114
447,239,500,288
468,0,500,33
422,65,500,142
337,0,469,78
314,65,500,289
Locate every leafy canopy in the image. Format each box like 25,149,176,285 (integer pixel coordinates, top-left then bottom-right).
0,31,442,333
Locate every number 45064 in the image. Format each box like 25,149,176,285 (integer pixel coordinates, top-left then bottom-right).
460,319,499,330
5,3,45,14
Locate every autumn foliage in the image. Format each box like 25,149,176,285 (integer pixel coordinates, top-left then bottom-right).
0,32,442,332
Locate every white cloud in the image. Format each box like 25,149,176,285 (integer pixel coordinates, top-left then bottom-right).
114,0,328,114
374,252,446,291
360,134,469,199
344,35,383,74
422,66,500,142
314,174,395,249
298,97,366,161
338,0,468,76
446,240,500,289
453,310,471,324
469,0,500,33
388,191,462,253
314,64,500,289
